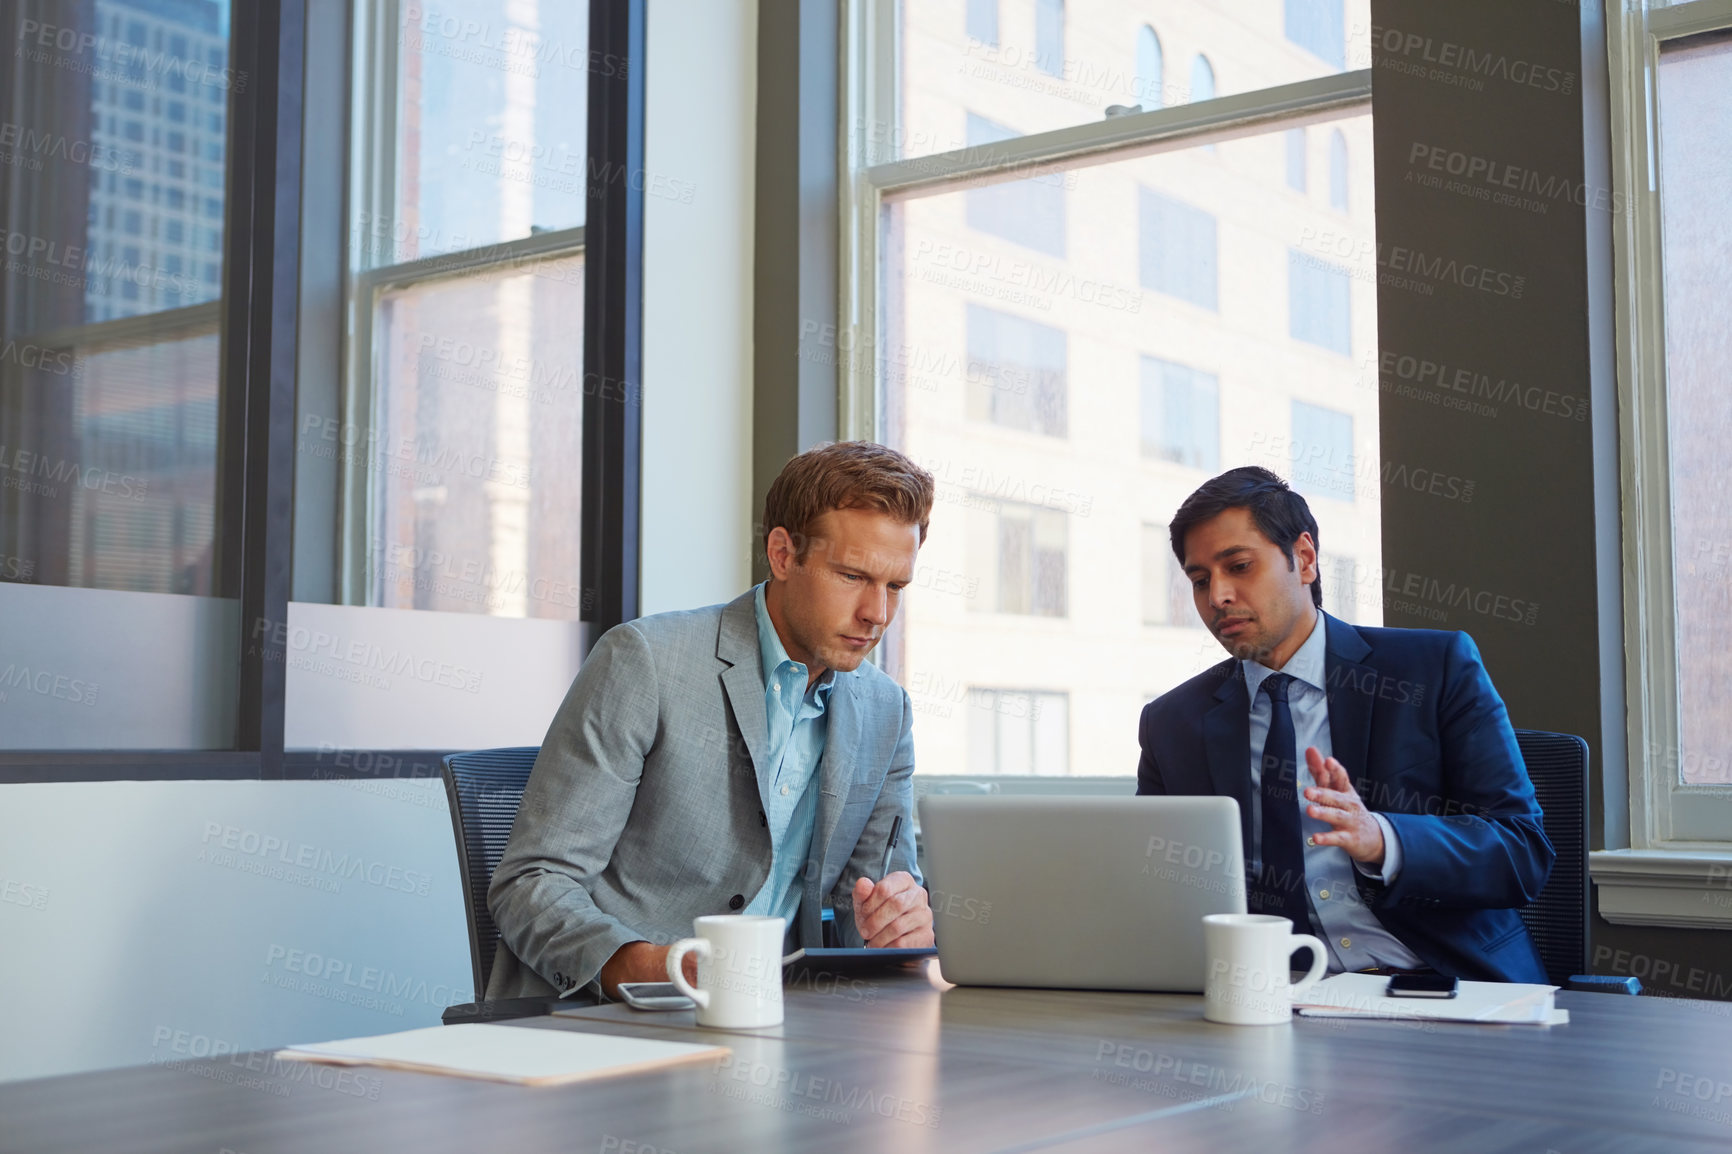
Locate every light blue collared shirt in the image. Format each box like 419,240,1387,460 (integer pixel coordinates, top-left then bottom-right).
742,583,835,927
1242,611,1424,973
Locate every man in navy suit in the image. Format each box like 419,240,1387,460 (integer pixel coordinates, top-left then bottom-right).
1138,467,1553,983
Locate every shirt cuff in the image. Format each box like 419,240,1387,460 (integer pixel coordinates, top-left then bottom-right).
1354,813,1402,884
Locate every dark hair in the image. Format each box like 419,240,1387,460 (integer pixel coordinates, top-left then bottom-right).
1168,467,1323,608
762,441,935,561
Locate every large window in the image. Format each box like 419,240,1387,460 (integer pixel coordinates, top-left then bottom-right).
855,1,1377,777
340,2,589,619
0,0,237,749
1607,2,1732,856
2,0,640,775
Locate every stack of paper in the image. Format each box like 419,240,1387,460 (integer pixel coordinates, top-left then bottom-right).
276,1023,731,1086
1294,973,1567,1026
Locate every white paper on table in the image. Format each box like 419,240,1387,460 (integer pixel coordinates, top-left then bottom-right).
276,1023,730,1086
1293,973,1563,1025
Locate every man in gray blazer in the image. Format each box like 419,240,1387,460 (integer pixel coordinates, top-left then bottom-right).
487,442,937,1001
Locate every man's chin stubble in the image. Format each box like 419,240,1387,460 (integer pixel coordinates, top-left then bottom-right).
821,645,874,672
1217,634,1275,664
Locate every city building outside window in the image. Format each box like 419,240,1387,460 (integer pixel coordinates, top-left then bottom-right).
1290,400,1356,505
1289,248,1353,356
1286,0,1347,69
967,689,1069,775
1139,189,1219,311
856,0,1376,777
1141,357,1220,472
965,113,1067,257
967,304,1068,438
1135,25,1164,109
971,499,1068,618
1287,128,1308,193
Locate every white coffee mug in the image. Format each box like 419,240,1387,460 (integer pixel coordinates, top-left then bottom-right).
1202,913,1328,1025
665,914,786,1028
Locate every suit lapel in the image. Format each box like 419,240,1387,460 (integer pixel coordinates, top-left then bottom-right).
1202,663,1254,854
1323,612,1376,789
716,592,770,781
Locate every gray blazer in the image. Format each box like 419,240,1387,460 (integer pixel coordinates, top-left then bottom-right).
485,589,921,1000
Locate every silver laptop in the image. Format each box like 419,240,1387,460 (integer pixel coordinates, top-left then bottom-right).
918,794,1247,992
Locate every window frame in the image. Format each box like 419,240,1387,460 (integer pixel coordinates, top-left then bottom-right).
1592,0,1732,922
837,0,1371,792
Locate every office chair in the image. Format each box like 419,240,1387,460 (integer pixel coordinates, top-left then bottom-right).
1515,729,1636,994
439,747,571,1022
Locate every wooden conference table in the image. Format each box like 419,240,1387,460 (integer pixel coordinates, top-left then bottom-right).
6,961,1732,1153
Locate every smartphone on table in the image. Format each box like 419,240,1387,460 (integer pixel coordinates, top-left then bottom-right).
616,982,697,1011
1386,973,1459,998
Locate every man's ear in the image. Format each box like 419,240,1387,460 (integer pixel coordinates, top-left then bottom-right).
765,526,797,581
1294,531,1319,585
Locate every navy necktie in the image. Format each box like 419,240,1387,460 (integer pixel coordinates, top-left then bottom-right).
1252,672,1311,932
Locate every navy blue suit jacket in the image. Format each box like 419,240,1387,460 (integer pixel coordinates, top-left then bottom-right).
1137,613,1554,984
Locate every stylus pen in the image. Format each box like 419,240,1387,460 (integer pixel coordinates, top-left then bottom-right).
878,815,903,880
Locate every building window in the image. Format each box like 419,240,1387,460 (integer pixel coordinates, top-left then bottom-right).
965,113,1066,257
1135,25,1163,109
1190,54,1215,102
1329,129,1349,211
1289,400,1355,503
1140,356,1220,471
1285,0,1347,69
1143,525,1199,627
966,304,1067,437
1288,249,1351,355
970,499,1068,617
1139,189,1218,310
966,0,997,46
967,689,1069,775
1286,128,1307,192
1036,0,1065,78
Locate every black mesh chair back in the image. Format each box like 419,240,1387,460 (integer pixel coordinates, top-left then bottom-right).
1514,729,1589,986
442,747,539,1000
